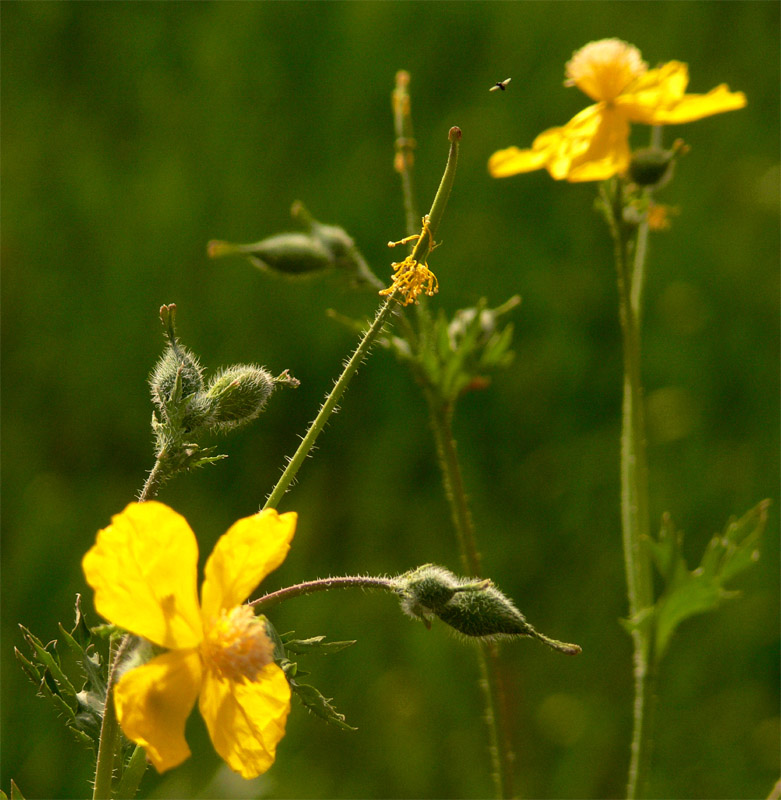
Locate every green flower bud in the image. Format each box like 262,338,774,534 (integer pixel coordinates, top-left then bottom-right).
149,305,209,431
204,364,276,431
291,201,382,288
396,564,491,628
208,233,334,277
396,564,581,655
149,344,205,409
628,146,676,188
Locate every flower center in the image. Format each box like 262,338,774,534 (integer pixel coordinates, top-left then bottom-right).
565,38,647,102
201,605,275,683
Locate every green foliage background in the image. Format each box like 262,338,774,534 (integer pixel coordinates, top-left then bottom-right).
3,3,778,798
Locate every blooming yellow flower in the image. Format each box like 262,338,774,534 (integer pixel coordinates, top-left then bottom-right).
82,501,296,778
488,38,746,182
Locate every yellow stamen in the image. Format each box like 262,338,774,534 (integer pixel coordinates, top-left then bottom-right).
380,216,439,305
202,605,275,683
379,256,439,306
565,38,647,102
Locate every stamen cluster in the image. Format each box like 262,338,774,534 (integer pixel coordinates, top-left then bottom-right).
380,256,439,306
202,605,275,683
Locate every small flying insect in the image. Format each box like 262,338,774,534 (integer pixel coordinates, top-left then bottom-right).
490,78,512,92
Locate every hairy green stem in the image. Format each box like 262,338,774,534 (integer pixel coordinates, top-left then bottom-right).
602,180,656,799
138,458,165,502
426,392,515,799
93,635,131,800
251,576,397,612
263,128,460,511
262,295,398,510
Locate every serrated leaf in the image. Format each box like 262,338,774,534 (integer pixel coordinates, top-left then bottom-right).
18,627,78,702
8,780,26,800
70,594,92,649
649,500,769,663
282,635,357,655
289,678,357,731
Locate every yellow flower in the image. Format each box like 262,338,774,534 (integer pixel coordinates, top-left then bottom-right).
82,501,297,778
489,38,746,182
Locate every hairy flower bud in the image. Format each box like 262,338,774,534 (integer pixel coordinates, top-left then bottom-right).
396,564,581,655
204,364,276,431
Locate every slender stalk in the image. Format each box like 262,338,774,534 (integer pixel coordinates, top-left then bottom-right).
263,128,460,511
392,70,420,238
93,635,132,800
426,392,515,799
138,458,165,502
251,575,397,612
263,295,398,510
601,180,656,799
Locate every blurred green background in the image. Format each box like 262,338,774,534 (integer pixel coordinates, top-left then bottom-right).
3,3,778,798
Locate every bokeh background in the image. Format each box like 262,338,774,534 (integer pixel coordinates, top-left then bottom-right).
3,3,778,799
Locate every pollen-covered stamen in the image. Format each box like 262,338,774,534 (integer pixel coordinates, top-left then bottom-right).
565,38,647,102
379,256,439,306
201,605,275,683
380,215,438,305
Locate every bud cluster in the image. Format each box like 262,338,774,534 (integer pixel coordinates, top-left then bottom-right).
146,305,298,485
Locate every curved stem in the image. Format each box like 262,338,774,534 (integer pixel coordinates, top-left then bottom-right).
251,576,397,612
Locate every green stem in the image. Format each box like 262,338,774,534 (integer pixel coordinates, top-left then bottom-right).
601,180,656,799
263,128,460,511
251,575,397,612
426,392,515,799
93,635,132,800
262,295,398,510
392,70,420,237
138,457,165,502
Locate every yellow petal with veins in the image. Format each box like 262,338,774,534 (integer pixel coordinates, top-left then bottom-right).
83,502,203,649
114,649,202,773
201,509,297,621
199,663,291,778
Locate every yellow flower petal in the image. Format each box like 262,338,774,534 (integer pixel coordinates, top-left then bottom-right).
643,84,747,124
199,663,291,779
563,106,631,181
619,62,746,124
201,509,297,621
114,649,203,774
488,144,552,177
83,502,203,649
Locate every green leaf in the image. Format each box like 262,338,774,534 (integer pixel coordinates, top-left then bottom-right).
18,626,78,702
649,500,770,662
281,634,356,655
288,678,357,731
7,780,27,800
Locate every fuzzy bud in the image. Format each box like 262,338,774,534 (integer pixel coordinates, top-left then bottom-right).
203,364,276,431
149,305,209,431
396,564,581,655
